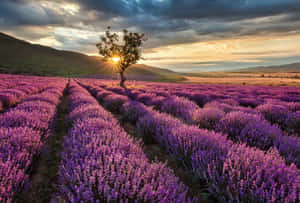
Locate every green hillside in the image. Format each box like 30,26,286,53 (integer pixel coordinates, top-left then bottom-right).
0,32,185,81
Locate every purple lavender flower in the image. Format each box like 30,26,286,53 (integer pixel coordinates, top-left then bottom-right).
217,144,299,202
274,135,300,167
257,103,290,126
216,111,265,138
120,101,151,123
160,96,201,124
103,94,129,112
53,81,193,202
195,107,225,130
284,111,300,135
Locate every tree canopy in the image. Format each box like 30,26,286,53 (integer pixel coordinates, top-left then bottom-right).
96,27,147,88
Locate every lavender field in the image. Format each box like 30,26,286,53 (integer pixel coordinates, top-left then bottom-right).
0,73,299,202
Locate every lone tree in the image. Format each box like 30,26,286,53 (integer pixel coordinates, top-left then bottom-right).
96,27,147,88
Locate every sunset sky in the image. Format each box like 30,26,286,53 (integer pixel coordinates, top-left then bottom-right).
1,0,300,72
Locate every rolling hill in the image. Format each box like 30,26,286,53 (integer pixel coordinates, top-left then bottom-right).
236,63,300,73
0,32,185,81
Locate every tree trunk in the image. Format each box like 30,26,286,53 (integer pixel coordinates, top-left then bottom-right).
120,71,127,89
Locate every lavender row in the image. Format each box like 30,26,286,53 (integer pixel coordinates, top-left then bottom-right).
155,95,299,167
0,74,46,89
94,79,300,106
0,80,66,202
104,82,300,136
137,111,299,202
143,81,300,105
52,81,193,202
143,82,300,134
198,98,300,136
0,84,44,110
0,75,66,111
88,82,299,168
146,93,300,167
256,102,300,135
85,80,300,136
79,81,299,203
79,78,300,121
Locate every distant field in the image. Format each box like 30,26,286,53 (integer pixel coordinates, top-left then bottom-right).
185,72,300,78
184,72,300,86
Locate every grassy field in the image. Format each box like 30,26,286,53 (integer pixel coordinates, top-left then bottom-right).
184,72,300,86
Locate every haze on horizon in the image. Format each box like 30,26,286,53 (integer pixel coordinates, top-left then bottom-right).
1,0,300,72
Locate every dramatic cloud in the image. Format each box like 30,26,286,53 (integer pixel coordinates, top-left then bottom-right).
0,0,64,27
1,0,300,71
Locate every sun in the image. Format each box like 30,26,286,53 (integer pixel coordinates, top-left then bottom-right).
111,56,120,64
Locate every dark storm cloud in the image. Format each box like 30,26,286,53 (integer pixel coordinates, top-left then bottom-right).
73,0,300,20
74,0,300,25
68,0,300,49
0,0,64,27
1,0,300,41
74,0,140,17
141,0,300,20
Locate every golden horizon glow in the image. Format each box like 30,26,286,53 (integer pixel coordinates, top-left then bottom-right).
20,26,300,71
143,34,300,69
